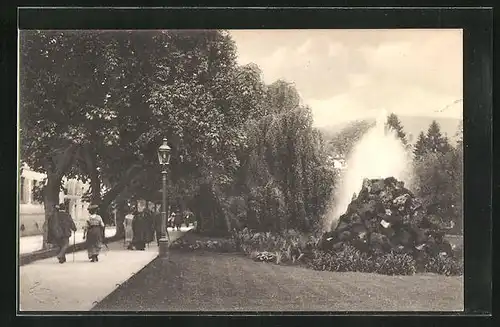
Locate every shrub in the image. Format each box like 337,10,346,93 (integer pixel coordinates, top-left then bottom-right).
170,237,237,253
374,252,417,276
233,228,318,264
307,246,417,276
308,246,374,273
253,251,276,262
308,250,336,271
424,255,464,276
233,228,461,276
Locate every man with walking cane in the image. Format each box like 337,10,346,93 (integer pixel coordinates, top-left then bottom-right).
47,203,77,264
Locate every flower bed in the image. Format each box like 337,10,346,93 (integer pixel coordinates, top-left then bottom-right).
170,228,462,276
170,235,237,253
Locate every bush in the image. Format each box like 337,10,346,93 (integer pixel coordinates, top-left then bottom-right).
233,228,319,264
252,251,277,262
424,255,464,276
170,237,237,253
307,246,417,276
308,246,375,273
374,252,417,276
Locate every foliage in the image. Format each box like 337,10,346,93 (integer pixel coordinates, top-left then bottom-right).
251,251,277,262
386,113,408,146
308,247,375,273
424,120,453,155
373,252,417,276
413,147,462,232
233,228,319,264
234,228,462,276
308,246,417,276
20,29,335,237
413,131,428,161
170,237,237,253
20,31,123,178
411,120,462,234
236,81,335,232
424,255,464,276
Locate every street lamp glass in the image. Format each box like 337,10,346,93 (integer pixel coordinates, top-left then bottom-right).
157,138,171,166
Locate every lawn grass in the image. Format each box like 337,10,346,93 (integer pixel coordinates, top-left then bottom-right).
93,250,463,312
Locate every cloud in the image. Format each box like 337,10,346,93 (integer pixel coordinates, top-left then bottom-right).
327,42,346,57
229,29,463,126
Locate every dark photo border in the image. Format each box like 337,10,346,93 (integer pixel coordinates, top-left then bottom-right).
9,6,493,327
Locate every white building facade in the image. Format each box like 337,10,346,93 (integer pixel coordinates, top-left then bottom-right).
326,155,348,171
19,164,91,237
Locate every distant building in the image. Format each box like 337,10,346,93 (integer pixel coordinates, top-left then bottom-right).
19,164,90,237
327,155,348,171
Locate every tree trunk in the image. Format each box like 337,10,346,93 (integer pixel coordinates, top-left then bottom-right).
41,144,78,249
42,177,61,249
114,201,126,238
81,144,101,204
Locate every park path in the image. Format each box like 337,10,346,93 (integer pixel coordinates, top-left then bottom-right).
19,227,117,254
19,226,192,312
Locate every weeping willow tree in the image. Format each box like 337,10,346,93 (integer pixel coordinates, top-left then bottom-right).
237,81,335,233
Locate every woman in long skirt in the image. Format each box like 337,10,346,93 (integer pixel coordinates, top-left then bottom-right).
124,210,134,249
84,204,105,262
132,210,147,251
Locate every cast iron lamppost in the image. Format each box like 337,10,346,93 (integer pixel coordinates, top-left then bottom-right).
157,138,171,257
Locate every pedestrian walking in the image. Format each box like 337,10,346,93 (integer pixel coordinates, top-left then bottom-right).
83,204,105,262
124,209,134,249
153,206,163,246
183,210,194,227
173,209,183,231
131,208,147,251
168,211,176,229
144,208,154,247
47,203,77,264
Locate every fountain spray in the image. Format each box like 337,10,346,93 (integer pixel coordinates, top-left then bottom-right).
324,109,413,232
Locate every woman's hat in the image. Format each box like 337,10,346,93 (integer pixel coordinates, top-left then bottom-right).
88,204,99,210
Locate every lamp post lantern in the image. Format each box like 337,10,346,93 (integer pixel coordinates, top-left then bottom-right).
157,138,171,257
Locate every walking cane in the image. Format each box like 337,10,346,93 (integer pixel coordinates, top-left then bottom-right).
72,232,76,262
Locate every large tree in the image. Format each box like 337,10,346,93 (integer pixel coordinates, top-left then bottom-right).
20,30,254,241
20,29,335,240
20,30,124,246
413,148,462,232
425,120,452,154
386,113,408,145
412,121,463,234
413,131,428,161
238,80,335,232
144,31,270,234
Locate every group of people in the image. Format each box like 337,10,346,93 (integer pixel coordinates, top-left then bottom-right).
47,203,105,264
123,207,193,250
47,202,195,263
123,207,157,251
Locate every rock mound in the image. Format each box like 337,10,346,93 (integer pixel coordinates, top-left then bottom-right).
318,177,454,260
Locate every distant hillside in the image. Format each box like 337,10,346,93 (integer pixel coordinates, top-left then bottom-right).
316,115,462,145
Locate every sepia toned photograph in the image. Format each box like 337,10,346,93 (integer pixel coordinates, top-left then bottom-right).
18,27,464,312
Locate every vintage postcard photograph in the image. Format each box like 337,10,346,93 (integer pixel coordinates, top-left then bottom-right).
18,28,464,312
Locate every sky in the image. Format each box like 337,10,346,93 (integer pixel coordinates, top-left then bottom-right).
229,29,463,128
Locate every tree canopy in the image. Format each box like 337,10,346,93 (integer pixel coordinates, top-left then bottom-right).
386,113,408,145
412,121,462,234
19,29,337,240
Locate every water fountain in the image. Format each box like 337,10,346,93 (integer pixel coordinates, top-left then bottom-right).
324,109,413,232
